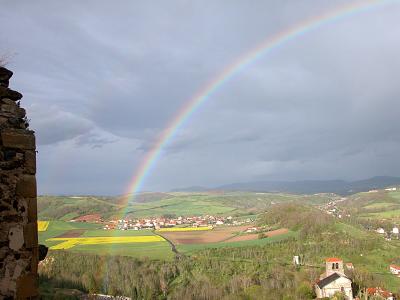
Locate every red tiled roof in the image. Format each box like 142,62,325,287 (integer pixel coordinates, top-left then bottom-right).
326,257,342,262
390,264,400,270
367,287,392,298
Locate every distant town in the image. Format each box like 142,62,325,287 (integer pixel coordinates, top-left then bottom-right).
70,214,257,231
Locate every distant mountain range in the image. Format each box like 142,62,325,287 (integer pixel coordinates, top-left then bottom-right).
172,176,400,195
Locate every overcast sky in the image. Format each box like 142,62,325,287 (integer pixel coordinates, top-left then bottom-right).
1,0,400,195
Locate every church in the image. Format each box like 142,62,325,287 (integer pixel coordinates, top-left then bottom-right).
315,257,353,299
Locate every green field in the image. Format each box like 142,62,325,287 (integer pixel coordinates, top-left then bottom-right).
39,221,174,260
38,221,100,244
178,231,297,254
362,209,400,221
70,242,174,260
82,229,157,237
38,191,336,221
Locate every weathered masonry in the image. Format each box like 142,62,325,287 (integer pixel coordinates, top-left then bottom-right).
0,67,39,299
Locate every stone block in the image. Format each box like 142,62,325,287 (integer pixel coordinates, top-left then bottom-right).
0,86,22,101
1,98,15,105
23,222,38,249
24,151,36,174
31,247,38,274
16,175,37,198
26,198,37,223
1,129,35,150
17,107,26,118
0,116,7,126
0,79,9,88
8,226,24,251
16,273,38,299
1,103,17,114
0,67,13,81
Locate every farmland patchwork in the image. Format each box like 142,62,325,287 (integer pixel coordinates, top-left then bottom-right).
47,236,165,250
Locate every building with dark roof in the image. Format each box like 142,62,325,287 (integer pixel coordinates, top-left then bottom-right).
315,258,353,299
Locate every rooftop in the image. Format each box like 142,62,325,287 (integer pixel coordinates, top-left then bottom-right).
326,257,342,263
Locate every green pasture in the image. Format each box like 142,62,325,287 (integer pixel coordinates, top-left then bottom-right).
38,192,336,221
38,221,100,244
334,222,368,237
68,241,174,260
178,231,297,254
364,202,398,209
125,195,239,217
361,209,400,221
388,191,400,200
82,229,156,237
39,222,173,259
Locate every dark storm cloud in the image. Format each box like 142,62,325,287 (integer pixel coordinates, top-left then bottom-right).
1,0,400,194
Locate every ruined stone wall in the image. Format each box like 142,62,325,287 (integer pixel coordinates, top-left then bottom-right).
0,67,38,299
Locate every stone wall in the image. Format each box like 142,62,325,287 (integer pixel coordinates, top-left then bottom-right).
0,67,39,299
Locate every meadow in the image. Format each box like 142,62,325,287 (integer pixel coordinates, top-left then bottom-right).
37,191,336,221
38,221,174,260
337,190,400,225
177,230,297,254
155,226,213,232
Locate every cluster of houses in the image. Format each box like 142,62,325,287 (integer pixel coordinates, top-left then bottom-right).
319,197,351,219
100,215,254,230
376,226,400,240
315,258,397,300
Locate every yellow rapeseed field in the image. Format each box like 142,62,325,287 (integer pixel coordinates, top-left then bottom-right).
156,226,213,232
47,236,165,250
37,221,50,232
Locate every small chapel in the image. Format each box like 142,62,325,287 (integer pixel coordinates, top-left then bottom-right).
315,257,353,299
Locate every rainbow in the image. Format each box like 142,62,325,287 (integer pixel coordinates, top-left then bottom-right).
123,0,397,209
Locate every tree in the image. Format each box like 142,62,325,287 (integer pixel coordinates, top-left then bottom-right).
330,291,346,300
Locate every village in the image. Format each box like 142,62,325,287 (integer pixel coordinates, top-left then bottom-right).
70,213,258,231
318,188,400,241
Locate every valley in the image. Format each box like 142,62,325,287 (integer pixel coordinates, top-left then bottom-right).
37,188,400,299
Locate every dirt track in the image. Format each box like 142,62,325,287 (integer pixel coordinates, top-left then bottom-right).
56,229,85,238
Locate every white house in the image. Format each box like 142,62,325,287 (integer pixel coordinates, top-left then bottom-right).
393,227,399,234
385,187,397,191
376,228,385,234
315,258,353,299
389,264,400,275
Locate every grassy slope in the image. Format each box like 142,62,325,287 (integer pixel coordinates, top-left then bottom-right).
70,242,174,260
38,196,121,220
38,191,336,221
178,231,297,254
340,190,400,222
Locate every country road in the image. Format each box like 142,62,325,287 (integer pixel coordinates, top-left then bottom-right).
153,231,184,259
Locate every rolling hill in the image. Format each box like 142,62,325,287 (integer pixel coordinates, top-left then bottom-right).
174,176,400,195
38,191,337,221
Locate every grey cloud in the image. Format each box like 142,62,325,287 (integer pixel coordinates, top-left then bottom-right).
74,132,117,149
30,106,93,145
1,0,400,194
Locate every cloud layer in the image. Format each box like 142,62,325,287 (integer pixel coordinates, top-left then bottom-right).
1,0,400,194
